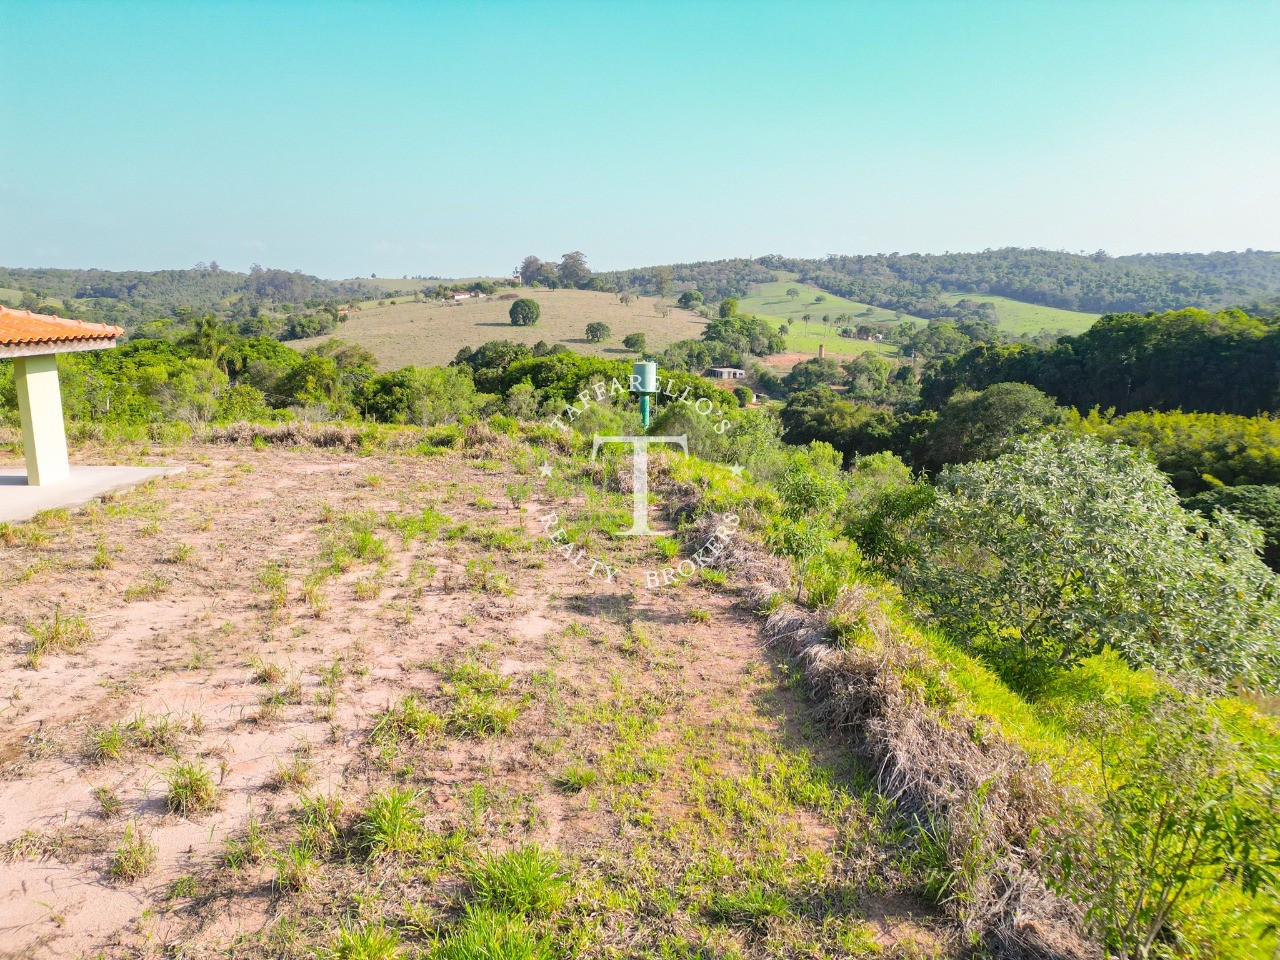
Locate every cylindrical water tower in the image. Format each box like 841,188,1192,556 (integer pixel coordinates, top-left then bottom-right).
633,361,657,429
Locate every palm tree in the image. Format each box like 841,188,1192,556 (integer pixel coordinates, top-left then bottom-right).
190,314,229,372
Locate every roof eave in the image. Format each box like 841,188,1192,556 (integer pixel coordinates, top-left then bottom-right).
0,337,121,360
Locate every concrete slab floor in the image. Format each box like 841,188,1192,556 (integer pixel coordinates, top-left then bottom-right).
0,465,185,524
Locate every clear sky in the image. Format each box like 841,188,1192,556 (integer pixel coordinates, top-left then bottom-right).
2,0,1278,279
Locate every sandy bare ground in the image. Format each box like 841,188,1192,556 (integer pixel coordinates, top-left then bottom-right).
0,439,944,958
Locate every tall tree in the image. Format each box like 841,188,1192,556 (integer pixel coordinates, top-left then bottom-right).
518,256,543,285
652,265,673,298
559,251,591,288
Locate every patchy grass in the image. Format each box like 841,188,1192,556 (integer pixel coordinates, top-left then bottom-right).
0,435,947,958
24,610,91,667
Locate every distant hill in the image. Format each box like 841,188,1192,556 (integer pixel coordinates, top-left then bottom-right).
6,248,1278,349
0,265,374,328
600,248,1280,318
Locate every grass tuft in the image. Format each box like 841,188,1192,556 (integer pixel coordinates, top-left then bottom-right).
706,885,793,928
327,922,404,960
110,822,157,883
359,787,423,857
435,907,553,960
25,611,91,668
165,760,218,816
553,763,598,793
467,845,568,916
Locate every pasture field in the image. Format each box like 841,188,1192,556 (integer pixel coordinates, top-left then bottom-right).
0,429,944,958
770,328,896,359
938,292,1098,336
739,279,922,330
0,287,25,307
737,279,907,364
296,290,707,370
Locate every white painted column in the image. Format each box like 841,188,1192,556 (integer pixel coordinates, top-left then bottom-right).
13,354,71,486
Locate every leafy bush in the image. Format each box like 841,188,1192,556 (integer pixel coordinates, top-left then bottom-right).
361,366,492,426
584,321,610,343
905,436,1280,692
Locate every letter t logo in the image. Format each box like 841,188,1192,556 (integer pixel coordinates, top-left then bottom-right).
591,434,688,536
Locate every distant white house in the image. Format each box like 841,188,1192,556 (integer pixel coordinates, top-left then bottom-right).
450,291,486,302
707,367,746,380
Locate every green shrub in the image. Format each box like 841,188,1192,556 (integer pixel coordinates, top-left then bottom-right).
1050,697,1280,957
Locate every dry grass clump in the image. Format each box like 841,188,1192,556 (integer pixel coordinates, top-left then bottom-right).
209,421,364,449
682,511,1097,960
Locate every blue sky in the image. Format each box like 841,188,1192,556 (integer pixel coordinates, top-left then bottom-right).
1,0,1277,279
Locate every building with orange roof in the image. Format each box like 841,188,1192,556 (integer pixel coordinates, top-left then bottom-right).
0,306,123,486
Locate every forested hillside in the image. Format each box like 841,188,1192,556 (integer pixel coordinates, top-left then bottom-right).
0,264,374,332
598,248,1280,317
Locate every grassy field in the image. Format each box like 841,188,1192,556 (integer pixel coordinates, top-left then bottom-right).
737,279,1097,367
0,287,25,307
296,290,707,370
739,279,921,329
939,292,1098,336
773,328,895,358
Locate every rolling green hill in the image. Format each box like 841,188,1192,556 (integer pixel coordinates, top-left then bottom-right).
738,278,911,359
738,278,922,327
938,292,1098,335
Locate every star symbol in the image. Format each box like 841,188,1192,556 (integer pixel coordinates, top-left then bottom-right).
727,463,744,478
538,462,554,478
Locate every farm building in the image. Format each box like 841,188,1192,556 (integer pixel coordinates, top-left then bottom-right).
707,367,746,380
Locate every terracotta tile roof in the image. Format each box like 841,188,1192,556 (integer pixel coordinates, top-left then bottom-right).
0,305,123,348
